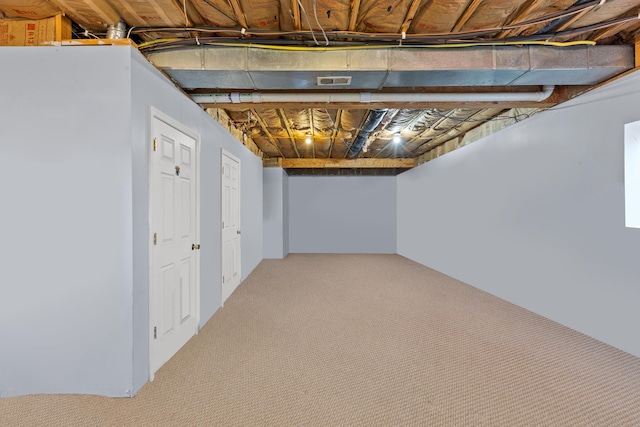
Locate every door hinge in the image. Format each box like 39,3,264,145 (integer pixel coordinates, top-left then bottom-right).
222,276,225,283
153,232,157,245
222,166,225,174
153,326,157,339
153,138,157,152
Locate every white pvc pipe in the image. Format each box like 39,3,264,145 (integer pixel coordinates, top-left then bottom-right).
191,86,555,104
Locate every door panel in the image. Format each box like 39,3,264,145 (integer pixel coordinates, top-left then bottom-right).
180,257,191,322
150,115,198,377
221,151,241,303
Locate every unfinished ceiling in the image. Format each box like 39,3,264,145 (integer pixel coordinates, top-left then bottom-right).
3,0,639,173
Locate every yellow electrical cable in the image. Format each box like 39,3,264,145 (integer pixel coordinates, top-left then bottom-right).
138,38,596,50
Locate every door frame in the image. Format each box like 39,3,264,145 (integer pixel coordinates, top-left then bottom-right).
148,107,201,381
221,148,241,305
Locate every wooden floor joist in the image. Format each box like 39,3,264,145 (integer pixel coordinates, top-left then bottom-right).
264,158,416,168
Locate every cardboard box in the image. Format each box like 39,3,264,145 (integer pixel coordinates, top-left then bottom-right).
0,0,60,20
0,14,71,46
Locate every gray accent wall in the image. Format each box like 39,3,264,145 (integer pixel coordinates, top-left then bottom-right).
289,176,396,253
263,168,289,258
0,46,263,398
397,71,640,358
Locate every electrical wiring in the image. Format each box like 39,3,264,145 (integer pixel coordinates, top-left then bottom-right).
131,0,619,49
429,109,539,124
202,0,237,23
138,37,595,51
133,0,639,53
515,0,606,31
545,14,640,39
311,0,329,46
297,0,324,46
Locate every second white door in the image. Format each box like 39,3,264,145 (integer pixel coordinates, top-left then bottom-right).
221,150,241,303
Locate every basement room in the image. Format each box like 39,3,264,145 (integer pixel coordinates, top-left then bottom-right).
1,0,640,425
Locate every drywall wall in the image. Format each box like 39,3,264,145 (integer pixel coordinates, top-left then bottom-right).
289,176,396,253
283,170,289,256
130,48,263,393
263,168,289,258
397,71,640,357
0,46,263,398
0,47,134,397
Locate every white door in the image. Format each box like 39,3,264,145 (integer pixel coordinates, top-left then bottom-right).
221,150,241,303
149,114,199,378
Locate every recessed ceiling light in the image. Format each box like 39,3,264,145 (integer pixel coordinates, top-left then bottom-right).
305,134,312,144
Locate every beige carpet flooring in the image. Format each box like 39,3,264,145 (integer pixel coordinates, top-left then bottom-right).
2,254,640,426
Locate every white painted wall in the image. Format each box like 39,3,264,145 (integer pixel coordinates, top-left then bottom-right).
289,176,396,253
397,71,640,357
0,46,263,398
263,168,289,258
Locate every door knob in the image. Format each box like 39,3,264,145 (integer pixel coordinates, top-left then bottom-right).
192,243,201,250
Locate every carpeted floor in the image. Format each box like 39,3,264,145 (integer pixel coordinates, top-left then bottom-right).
2,254,640,426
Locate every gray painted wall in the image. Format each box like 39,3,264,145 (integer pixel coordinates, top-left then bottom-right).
283,171,289,256
397,71,640,357
0,46,263,398
289,176,396,253
263,168,285,258
130,49,263,393
1,47,134,397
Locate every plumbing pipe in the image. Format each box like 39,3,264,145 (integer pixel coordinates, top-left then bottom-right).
190,86,555,105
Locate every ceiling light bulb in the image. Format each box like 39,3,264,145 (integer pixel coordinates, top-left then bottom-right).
393,133,401,144
305,134,312,144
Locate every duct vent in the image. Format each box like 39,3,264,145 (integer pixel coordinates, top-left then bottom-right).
317,76,352,86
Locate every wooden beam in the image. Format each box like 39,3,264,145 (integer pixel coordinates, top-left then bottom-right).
50,0,120,27
590,9,640,42
400,0,423,34
263,157,283,167
60,38,137,46
410,109,496,156
251,109,285,157
309,109,316,158
497,0,546,38
402,111,452,155
592,21,629,42
292,0,301,30
278,109,301,158
348,0,362,31
280,158,416,168
374,110,421,158
554,8,590,32
452,0,483,33
228,0,249,29
636,37,640,68
328,109,342,158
